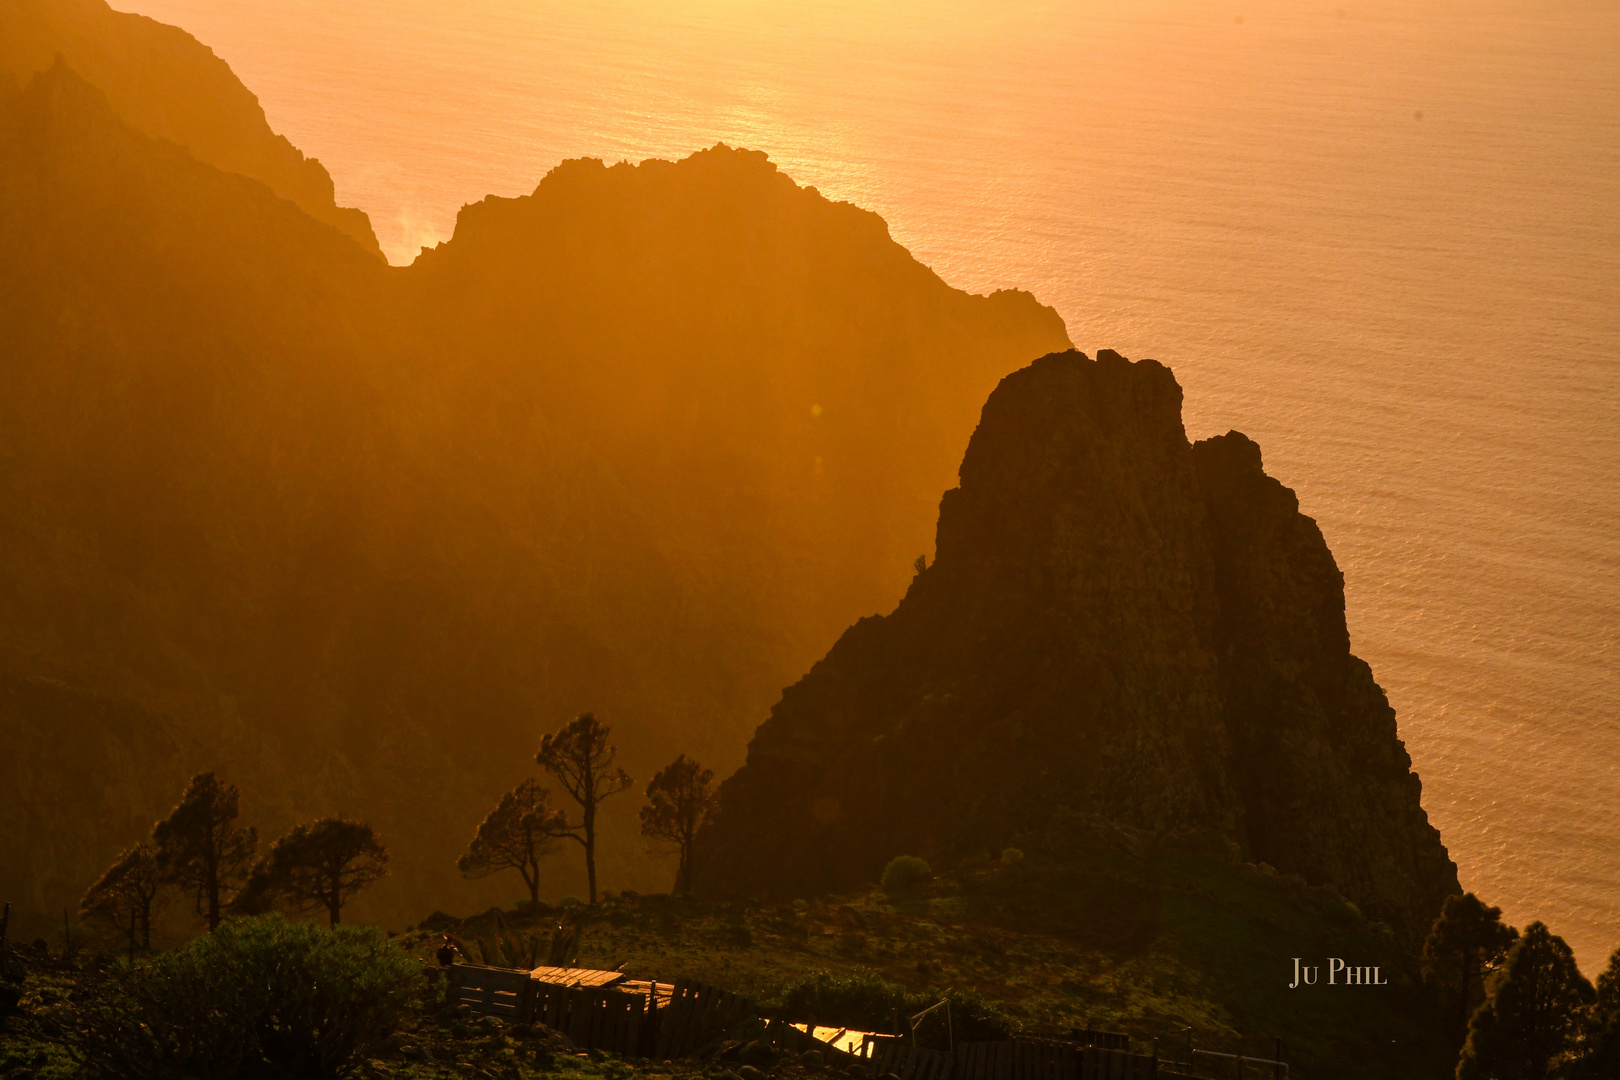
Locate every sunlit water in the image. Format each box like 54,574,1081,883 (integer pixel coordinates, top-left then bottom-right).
113,0,1620,968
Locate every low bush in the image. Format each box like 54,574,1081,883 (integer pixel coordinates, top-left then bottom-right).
72,914,422,1080
881,856,933,891
776,969,1016,1048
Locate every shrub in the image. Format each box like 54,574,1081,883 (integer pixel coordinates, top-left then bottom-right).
775,969,1016,1048
881,856,933,890
780,968,910,1029
72,914,422,1080
1000,848,1024,866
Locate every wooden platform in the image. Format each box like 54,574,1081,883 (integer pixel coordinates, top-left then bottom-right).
529,965,627,988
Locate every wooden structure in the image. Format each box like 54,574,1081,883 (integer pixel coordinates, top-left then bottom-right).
1075,1048,1157,1080
531,965,627,988
864,1039,1158,1080
447,963,538,1022
654,977,757,1058
533,981,653,1055
763,1018,863,1066
445,962,1155,1079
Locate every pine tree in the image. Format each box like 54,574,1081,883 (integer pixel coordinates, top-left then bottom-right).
1425,892,1520,1043
79,843,164,956
536,712,632,904
1569,947,1620,1079
151,773,258,931
458,778,571,903
237,817,388,926
1456,921,1594,1080
639,754,720,895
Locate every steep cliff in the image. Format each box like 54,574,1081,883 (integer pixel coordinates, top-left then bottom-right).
0,0,381,256
700,350,1458,946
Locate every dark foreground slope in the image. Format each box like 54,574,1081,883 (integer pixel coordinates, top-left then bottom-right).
0,0,381,255
0,54,1068,932
701,351,1457,949
2,844,1456,1080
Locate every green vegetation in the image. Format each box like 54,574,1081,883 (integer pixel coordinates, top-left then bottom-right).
1572,948,1620,1078
776,969,1013,1047
1422,892,1518,1045
879,858,932,892
392,829,1459,1079
6,851,1620,1080
68,915,420,1080
1456,922,1593,1080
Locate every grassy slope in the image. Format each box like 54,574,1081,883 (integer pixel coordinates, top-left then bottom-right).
402,836,1455,1079
0,842,1455,1079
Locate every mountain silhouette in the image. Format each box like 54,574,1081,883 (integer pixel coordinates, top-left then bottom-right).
699,350,1459,947
0,0,381,255
0,54,1069,929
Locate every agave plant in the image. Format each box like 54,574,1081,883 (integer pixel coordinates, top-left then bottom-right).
474,912,546,969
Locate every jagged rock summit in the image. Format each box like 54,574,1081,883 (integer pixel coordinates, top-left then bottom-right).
701,349,1458,945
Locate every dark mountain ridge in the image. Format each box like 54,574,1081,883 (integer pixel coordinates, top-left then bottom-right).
700,350,1458,948
0,0,382,255
0,54,1069,932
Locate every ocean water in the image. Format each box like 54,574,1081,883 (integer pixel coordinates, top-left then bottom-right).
113,0,1620,968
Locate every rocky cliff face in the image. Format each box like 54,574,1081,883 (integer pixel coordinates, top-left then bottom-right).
0,0,382,256
700,350,1458,946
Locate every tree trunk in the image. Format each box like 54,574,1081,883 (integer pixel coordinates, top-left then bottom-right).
205,821,222,931
585,831,597,905
1459,950,1471,1040
523,864,540,904
679,819,696,895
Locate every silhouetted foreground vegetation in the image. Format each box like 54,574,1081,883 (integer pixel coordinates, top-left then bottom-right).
775,970,1013,1047
69,916,419,1079
5,863,1620,1079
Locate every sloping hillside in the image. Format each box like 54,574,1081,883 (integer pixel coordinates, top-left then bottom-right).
0,0,381,254
0,52,1069,929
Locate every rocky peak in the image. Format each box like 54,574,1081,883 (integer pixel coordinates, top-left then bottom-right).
700,349,1457,947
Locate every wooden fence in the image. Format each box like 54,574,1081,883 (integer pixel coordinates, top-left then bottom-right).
764,1018,863,1067
1076,1048,1157,1080
533,981,653,1055
865,1039,1158,1080
448,965,658,1055
446,965,1155,1079
447,963,537,1022
653,977,758,1058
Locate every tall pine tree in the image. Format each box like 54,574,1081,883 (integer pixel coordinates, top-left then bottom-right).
1569,947,1620,1079
1456,922,1593,1080
151,773,257,931
1424,892,1520,1044
458,778,570,903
